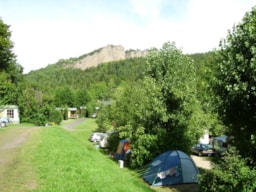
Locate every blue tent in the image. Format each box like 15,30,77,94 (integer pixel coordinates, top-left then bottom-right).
143,150,199,186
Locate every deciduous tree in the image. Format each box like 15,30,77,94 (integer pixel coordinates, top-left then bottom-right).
214,6,256,163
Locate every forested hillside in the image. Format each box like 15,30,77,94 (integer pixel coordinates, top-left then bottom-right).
25,50,214,100
26,57,146,89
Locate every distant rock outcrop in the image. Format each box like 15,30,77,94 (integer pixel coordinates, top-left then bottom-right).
72,45,147,70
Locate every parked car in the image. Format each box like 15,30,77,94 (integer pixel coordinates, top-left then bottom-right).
99,130,119,148
191,143,217,156
0,117,9,128
89,132,106,142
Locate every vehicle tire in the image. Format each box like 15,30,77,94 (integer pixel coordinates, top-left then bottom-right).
0,121,6,127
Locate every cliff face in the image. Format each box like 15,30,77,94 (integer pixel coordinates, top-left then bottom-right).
72,45,147,70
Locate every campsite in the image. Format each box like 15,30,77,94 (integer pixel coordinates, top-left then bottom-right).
1,4,256,191
0,118,212,192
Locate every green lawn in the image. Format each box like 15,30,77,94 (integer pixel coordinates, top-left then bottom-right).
31,119,155,192
0,119,189,192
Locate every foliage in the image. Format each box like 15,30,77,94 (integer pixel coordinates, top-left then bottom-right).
0,72,17,104
18,85,43,123
48,109,62,125
188,52,226,136
63,107,68,120
106,131,120,154
25,57,146,100
214,6,256,163
199,147,256,192
107,42,213,168
54,87,75,107
0,19,23,105
33,104,53,126
74,89,91,107
0,18,15,71
95,104,113,132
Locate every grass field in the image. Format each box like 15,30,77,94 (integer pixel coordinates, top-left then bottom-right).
0,119,156,192
0,119,199,192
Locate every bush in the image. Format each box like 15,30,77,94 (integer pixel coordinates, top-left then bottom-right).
199,147,256,192
48,109,62,125
63,107,68,120
107,132,120,154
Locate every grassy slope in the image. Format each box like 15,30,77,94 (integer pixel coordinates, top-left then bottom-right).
32,119,155,192
0,120,198,192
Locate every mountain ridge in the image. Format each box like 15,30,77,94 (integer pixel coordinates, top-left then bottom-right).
70,44,147,70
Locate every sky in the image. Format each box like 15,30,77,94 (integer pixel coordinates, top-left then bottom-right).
0,0,255,74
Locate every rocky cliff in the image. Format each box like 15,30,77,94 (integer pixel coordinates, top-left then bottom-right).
72,45,147,70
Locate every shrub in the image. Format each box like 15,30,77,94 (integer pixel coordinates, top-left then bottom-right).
63,107,68,120
199,147,256,192
107,132,120,154
48,109,62,125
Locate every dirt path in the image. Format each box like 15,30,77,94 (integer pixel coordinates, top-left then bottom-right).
0,119,86,192
0,126,40,192
191,155,212,170
0,126,37,159
62,118,86,131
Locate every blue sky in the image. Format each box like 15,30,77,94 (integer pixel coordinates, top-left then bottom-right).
0,0,255,73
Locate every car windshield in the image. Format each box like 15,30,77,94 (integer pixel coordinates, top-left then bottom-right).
201,144,213,149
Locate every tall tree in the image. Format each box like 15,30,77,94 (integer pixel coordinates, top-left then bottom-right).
0,18,23,105
0,18,15,71
214,6,256,163
111,42,210,168
142,42,208,154
54,87,74,107
74,89,91,107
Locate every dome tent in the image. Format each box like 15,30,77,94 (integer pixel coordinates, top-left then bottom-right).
143,150,199,186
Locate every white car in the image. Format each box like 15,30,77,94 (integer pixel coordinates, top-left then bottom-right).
0,117,9,127
99,134,109,148
99,130,119,148
89,132,106,142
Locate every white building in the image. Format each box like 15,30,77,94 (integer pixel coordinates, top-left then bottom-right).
0,105,20,124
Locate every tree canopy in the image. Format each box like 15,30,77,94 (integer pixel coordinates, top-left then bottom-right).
0,18,23,105
215,6,256,164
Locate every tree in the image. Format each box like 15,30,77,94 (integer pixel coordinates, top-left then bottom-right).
199,147,256,192
0,18,15,71
0,18,23,105
214,6,256,163
88,82,109,100
0,72,17,104
54,87,74,107
139,42,208,162
110,42,210,168
74,89,91,107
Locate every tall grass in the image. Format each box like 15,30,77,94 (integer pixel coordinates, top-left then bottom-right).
33,121,155,192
